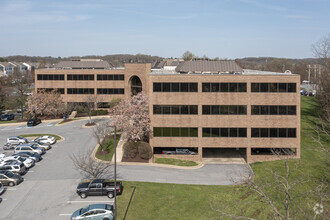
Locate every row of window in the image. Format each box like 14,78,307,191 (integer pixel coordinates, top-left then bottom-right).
153,127,198,137
153,105,198,115
97,74,124,80
97,88,125,94
37,74,124,81
67,88,94,94
202,83,247,92
153,83,198,92
251,83,296,93
202,105,247,115
153,105,296,115
251,128,296,138
67,74,94,80
66,88,125,95
37,74,64,80
251,105,296,115
37,88,65,94
153,127,297,138
203,128,247,137
152,82,297,93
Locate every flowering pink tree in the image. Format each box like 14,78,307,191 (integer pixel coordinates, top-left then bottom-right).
110,92,151,142
27,89,65,118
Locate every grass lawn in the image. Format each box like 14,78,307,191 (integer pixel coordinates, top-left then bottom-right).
95,135,120,161
115,96,329,220
155,158,198,166
0,120,19,124
20,134,62,141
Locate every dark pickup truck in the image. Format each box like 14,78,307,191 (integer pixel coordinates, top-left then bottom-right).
76,179,123,199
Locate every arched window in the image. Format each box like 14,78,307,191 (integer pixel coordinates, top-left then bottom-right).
130,76,142,96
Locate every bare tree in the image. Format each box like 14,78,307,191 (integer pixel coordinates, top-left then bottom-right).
312,34,330,122
93,122,111,151
211,149,328,220
80,95,100,124
11,69,34,118
70,149,112,179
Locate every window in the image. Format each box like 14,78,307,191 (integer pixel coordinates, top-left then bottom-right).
251,106,296,115
67,74,94,80
202,105,247,115
37,74,64,80
97,102,110,108
251,128,296,138
67,88,94,94
153,83,198,92
203,128,247,137
37,88,65,94
202,83,247,92
153,127,198,137
153,105,198,115
97,74,124,80
251,83,296,93
97,88,124,94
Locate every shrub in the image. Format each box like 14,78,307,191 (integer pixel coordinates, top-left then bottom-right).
137,142,153,160
123,142,138,158
92,110,108,116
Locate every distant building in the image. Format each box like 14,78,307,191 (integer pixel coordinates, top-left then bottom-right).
35,59,300,163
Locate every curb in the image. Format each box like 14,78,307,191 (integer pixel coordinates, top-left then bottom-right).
0,119,62,127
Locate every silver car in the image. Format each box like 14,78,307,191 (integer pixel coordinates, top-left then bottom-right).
14,144,45,155
7,136,28,145
71,204,114,220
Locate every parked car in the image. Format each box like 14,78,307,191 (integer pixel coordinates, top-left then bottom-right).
29,141,51,150
27,118,41,127
0,182,4,195
0,170,23,186
0,114,15,121
34,136,56,145
6,136,28,145
3,143,15,150
13,152,42,162
76,179,123,199
71,204,114,220
312,90,317,96
0,156,35,168
0,162,26,175
162,148,197,155
14,144,45,155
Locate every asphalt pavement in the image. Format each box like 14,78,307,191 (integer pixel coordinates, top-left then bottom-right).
0,118,250,220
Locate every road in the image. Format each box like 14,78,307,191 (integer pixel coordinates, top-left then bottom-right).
0,118,250,220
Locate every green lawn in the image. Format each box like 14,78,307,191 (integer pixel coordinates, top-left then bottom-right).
115,96,329,220
0,120,19,124
20,134,62,141
155,158,198,166
95,135,120,161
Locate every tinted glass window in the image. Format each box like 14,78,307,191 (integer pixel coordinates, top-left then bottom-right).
153,83,161,92
251,128,259,137
171,83,179,92
260,83,269,92
220,83,228,92
189,83,198,92
203,106,211,114
269,83,278,92
211,106,220,114
287,83,296,92
180,83,189,92
230,128,238,137
251,83,259,92
220,128,229,137
163,83,170,92
202,83,210,92
211,83,219,92
279,83,287,92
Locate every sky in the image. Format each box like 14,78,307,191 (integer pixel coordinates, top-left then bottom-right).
1,0,329,59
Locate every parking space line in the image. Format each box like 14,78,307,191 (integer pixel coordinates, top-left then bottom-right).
28,171,34,172
1,198,7,201
6,188,17,191
67,201,112,203
59,214,71,216
36,164,41,166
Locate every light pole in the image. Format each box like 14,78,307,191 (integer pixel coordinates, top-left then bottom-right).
109,126,117,220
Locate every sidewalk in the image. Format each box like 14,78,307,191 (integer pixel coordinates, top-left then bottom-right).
0,115,110,127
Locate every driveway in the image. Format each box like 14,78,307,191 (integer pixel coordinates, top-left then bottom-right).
0,118,251,219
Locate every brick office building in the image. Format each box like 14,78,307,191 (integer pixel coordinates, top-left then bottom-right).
35,59,300,163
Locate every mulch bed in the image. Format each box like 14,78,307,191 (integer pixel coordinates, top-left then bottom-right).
96,150,110,156
122,154,149,163
85,122,96,126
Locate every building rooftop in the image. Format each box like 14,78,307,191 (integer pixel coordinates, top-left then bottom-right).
175,60,243,73
54,59,113,69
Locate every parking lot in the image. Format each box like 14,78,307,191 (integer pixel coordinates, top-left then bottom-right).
0,118,115,220
0,118,251,219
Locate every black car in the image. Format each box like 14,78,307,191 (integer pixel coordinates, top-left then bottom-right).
0,114,15,121
27,118,41,127
76,179,123,199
